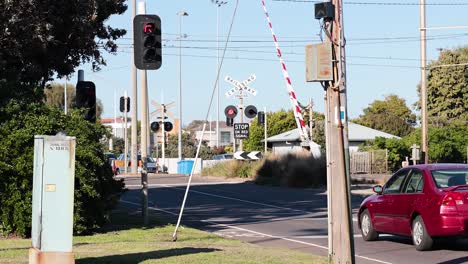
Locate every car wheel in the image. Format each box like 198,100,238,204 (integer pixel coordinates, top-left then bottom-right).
412,215,433,251
360,209,379,241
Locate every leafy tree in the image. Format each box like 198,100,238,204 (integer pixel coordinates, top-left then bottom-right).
353,94,416,137
423,47,468,127
0,102,124,236
44,82,104,119
0,0,127,104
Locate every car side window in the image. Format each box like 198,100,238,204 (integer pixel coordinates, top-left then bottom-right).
383,170,409,194
403,170,424,194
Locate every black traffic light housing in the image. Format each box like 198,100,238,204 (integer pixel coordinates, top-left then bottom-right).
133,14,162,70
244,105,258,119
226,117,234,127
224,105,238,119
119,96,130,112
76,81,96,122
257,111,265,125
150,121,160,132
164,121,173,132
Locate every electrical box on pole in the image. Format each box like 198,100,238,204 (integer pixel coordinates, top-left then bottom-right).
305,43,334,82
133,14,162,70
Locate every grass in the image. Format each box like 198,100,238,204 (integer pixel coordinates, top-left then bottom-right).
0,204,326,264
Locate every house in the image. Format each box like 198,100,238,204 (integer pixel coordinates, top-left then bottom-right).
264,122,400,155
193,121,234,148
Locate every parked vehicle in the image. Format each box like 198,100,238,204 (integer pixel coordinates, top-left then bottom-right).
114,154,158,174
358,164,468,251
213,154,234,160
104,152,117,175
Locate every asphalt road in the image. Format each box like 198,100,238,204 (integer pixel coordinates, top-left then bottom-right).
119,175,468,264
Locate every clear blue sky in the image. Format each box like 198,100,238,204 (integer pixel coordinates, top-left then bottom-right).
66,0,468,125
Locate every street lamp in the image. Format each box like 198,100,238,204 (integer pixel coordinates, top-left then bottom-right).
212,0,227,149
177,10,189,161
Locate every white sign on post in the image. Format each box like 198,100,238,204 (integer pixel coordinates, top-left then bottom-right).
224,74,258,98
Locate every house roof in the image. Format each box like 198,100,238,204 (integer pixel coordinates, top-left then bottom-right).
264,122,400,143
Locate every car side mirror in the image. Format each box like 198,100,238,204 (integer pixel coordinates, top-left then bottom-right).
372,185,383,194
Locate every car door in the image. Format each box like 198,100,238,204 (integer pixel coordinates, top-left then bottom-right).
390,169,424,235
372,169,410,233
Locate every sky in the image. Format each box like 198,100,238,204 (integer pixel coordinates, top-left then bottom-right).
65,0,468,126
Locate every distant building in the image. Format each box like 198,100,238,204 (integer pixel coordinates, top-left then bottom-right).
263,122,400,155
100,117,131,139
193,121,234,148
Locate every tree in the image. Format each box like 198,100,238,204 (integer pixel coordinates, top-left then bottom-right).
353,94,416,137
0,102,124,236
0,0,127,104
423,47,468,127
44,82,104,119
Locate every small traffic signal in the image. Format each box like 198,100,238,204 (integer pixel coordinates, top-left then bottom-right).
133,14,162,70
224,105,238,119
245,105,258,119
226,117,234,127
150,121,160,132
76,81,96,122
119,96,130,113
164,121,173,132
257,111,265,125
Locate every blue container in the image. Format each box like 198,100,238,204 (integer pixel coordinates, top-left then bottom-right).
177,160,194,175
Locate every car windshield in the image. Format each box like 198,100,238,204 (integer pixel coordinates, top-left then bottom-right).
431,169,468,188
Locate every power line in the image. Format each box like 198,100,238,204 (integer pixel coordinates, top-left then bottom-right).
272,0,468,6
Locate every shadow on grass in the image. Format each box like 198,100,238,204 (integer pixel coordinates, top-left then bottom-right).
76,247,220,264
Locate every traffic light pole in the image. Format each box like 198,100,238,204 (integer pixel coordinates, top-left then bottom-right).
124,92,129,174
138,2,149,226
131,0,138,175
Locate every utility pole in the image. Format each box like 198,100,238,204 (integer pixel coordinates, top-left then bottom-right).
213,0,228,148
312,1,354,263
161,104,166,171
309,98,314,140
124,91,129,174
177,11,188,161
130,0,138,174
138,1,149,226
264,107,267,154
420,0,429,164
64,78,68,115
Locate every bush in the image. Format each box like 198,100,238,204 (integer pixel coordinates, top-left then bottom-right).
255,153,326,188
0,102,125,237
202,160,262,178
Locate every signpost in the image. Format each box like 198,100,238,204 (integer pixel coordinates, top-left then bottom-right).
234,123,250,139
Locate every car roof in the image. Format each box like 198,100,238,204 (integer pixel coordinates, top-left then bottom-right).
404,163,468,171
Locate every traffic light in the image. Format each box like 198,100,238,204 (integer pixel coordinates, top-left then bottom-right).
226,117,234,127
257,111,265,125
164,121,173,132
150,121,160,132
119,96,130,112
245,105,258,119
133,14,162,70
224,105,238,119
76,81,96,122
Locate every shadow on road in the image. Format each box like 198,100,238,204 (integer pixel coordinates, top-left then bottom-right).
76,247,220,264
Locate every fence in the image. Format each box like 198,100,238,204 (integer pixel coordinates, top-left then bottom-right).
350,150,388,174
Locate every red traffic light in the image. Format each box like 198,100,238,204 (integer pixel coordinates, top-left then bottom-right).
143,23,155,34
224,105,238,119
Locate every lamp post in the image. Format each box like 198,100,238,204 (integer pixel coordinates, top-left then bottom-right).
177,11,189,161
212,0,227,148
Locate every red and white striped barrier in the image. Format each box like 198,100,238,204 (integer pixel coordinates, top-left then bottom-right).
260,0,310,143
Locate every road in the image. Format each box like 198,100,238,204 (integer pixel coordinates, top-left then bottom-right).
119,175,468,264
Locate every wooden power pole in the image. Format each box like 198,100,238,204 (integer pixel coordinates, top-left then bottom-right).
307,1,355,263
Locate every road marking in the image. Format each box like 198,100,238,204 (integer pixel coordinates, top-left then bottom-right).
121,199,391,264
125,181,244,188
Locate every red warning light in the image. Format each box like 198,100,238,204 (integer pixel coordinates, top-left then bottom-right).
143,23,155,34
228,109,235,115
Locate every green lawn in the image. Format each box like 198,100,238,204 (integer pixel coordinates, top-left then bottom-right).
0,205,326,264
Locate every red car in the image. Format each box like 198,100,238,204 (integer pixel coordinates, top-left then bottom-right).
358,164,468,251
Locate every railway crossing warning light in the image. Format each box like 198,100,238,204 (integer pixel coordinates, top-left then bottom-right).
133,14,162,70
257,111,265,125
119,97,130,112
224,105,238,119
76,81,96,122
164,121,173,132
245,105,258,119
150,121,160,132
